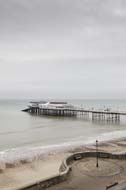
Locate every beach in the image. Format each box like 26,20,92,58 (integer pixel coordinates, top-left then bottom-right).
0,152,69,190
1,138,126,190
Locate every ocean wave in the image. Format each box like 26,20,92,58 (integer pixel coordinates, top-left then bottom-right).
0,131,20,136
0,130,126,171
0,129,30,136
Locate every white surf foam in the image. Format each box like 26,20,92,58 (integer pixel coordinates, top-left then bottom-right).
0,130,126,169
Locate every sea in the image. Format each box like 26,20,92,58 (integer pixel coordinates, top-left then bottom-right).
0,99,126,164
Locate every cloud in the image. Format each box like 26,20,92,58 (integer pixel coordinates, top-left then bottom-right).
0,0,126,98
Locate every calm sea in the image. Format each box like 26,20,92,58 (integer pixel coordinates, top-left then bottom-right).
0,99,126,163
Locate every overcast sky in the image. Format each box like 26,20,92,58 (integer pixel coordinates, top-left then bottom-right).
0,0,126,99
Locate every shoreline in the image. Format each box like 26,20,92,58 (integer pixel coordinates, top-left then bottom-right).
0,137,126,189
1,136,126,170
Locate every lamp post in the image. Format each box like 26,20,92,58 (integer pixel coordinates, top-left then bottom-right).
96,140,99,168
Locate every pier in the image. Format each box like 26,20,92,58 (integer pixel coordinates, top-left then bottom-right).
22,106,126,122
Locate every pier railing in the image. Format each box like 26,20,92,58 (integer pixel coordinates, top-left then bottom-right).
22,106,126,122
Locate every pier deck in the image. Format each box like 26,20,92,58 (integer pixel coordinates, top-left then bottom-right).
22,106,126,122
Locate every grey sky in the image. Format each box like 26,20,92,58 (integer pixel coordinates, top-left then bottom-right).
0,0,126,99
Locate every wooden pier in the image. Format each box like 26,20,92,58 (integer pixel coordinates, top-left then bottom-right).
22,106,126,122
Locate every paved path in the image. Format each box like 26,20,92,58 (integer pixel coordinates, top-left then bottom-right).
46,158,126,190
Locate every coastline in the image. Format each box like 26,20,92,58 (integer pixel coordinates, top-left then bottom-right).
1,130,126,167
1,137,126,190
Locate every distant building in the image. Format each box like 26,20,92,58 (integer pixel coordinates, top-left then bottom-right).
28,101,47,108
28,101,74,109
39,101,74,109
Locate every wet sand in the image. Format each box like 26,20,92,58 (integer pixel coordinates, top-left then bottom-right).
1,138,126,190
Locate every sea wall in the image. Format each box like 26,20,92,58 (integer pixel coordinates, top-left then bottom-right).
18,151,126,190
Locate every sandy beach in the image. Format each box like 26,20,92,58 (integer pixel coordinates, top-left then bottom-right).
0,152,71,190
0,138,126,190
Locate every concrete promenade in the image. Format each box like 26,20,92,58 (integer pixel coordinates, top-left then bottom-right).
19,140,126,190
